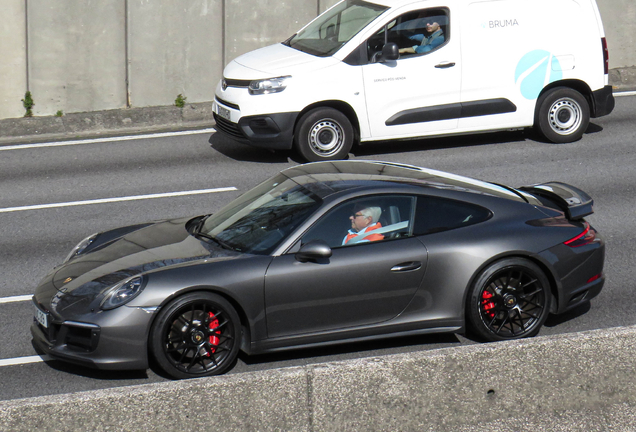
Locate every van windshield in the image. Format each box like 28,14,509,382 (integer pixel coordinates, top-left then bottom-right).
285,0,388,57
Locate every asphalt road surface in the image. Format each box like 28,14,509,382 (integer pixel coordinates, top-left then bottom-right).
0,95,634,401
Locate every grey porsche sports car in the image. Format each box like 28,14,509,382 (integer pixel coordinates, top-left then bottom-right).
31,160,604,379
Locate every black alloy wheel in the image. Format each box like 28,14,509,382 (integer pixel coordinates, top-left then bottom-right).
294,107,354,162
467,258,551,341
150,292,241,379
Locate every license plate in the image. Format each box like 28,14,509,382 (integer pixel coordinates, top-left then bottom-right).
217,105,231,121
34,305,49,328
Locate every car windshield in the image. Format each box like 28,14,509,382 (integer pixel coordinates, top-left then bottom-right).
199,174,322,255
285,0,388,57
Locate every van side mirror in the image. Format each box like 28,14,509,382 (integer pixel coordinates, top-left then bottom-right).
296,240,332,262
381,43,399,62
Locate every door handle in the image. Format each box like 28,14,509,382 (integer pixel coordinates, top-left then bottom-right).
391,261,422,272
435,62,456,69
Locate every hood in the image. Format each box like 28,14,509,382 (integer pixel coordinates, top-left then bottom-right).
227,43,339,79
50,218,242,297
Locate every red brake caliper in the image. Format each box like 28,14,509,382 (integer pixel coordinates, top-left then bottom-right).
481,290,495,319
207,312,220,355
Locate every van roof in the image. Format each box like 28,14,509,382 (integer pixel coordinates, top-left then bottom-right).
364,0,445,8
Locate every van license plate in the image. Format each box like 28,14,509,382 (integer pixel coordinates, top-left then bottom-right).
218,105,231,121
34,305,49,328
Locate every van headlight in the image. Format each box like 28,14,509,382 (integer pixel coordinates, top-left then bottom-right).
101,276,146,310
248,76,291,95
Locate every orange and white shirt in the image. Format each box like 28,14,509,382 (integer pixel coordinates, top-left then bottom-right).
342,222,384,245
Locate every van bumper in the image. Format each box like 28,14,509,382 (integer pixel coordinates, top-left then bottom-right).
213,112,298,150
591,85,615,118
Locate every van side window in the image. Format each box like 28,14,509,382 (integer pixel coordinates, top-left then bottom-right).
367,8,449,62
413,196,491,235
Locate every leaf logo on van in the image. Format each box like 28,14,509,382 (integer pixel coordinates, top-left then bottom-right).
514,50,563,100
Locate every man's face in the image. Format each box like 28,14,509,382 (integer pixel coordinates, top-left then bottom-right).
350,210,372,232
426,22,440,33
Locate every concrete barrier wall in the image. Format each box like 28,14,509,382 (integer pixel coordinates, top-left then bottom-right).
0,0,27,120
225,0,316,65
26,0,127,117
597,0,636,70
2,325,636,431
0,0,634,120
128,0,223,107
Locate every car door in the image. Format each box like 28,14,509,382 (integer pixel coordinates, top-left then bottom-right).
361,7,461,139
264,195,428,339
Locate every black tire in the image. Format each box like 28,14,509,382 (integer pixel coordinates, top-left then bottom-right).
534,87,590,143
467,258,551,342
294,107,354,162
149,292,241,379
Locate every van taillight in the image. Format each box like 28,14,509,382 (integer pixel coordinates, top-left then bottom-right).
564,222,596,247
601,37,609,75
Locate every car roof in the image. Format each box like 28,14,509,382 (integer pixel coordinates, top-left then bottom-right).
281,161,526,202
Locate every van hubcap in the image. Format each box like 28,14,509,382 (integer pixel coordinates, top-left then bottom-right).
548,98,582,135
309,120,344,156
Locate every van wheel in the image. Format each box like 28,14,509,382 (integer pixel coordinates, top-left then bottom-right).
535,87,590,143
294,107,353,162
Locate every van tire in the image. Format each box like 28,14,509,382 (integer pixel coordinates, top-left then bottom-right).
294,107,353,162
535,87,590,143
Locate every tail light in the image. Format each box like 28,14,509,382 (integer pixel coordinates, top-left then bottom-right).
564,222,597,247
601,37,609,75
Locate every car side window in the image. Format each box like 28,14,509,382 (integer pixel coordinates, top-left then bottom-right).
302,195,415,249
366,8,450,62
413,196,492,236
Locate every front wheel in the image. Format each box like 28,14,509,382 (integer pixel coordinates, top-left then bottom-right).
467,258,551,342
294,107,354,162
149,292,241,379
534,87,590,143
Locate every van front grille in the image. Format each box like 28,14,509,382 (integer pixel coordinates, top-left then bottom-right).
214,114,244,139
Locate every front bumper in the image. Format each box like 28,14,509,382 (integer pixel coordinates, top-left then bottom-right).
31,299,156,370
213,97,298,150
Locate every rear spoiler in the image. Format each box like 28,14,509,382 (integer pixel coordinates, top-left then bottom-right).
519,182,593,220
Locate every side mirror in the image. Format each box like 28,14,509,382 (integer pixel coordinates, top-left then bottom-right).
296,240,332,262
381,42,399,62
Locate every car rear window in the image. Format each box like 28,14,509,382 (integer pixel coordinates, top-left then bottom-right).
413,196,492,235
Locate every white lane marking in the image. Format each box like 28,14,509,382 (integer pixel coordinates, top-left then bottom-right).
0,355,51,367
0,295,32,304
0,187,237,213
615,90,636,97
0,128,217,151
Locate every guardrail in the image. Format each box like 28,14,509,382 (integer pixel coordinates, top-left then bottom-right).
2,325,635,431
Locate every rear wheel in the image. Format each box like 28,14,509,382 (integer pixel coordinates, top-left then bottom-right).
467,258,551,342
294,107,354,162
150,292,241,379
535,87,590,143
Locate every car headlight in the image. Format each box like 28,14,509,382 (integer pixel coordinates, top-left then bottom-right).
248,76,291,95
64,233,99,263
101,275,145,310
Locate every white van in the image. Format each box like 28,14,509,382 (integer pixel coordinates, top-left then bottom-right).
213,0,614,161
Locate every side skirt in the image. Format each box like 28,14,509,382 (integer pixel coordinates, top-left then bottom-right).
386,98,517,126
246,324,462,355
